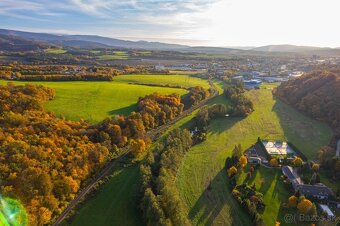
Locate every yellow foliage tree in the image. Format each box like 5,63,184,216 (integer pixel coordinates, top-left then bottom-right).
297,197,313,214
228,166,238,176
269,158,279,167
239,155,248,168
312,163,319,172
287,195,298,208
130,138,147,158
38,207,52,225
293,157,303,167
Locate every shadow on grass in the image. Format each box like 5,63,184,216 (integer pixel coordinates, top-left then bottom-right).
107,104,137,116
208,117,239,135
188,169,251,226
242,167,258,185
272,97,332,160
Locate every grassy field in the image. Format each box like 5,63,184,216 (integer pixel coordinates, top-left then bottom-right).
90,50,101,54
113,74,210,89
98,51,129,60
0,74,209,122
0,80,187,122
45,48,67,54
176,84,333,225
68,165,142,226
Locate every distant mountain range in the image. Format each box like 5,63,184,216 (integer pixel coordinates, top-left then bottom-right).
251,44,329,52
0,29,187,50
0,28,339,55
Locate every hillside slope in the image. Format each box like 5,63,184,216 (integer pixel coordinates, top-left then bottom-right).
274,70,340,142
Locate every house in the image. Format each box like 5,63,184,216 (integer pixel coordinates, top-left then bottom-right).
262,140,295,156
282,166,302,189
246,147,262,164
248,157,262,164
296,183,334,200
319,204,335,219
282,166,334,200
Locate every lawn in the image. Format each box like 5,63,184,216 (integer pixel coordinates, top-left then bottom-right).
0,79,188,122
176,85,333,225
68,165,142,226
236,165,292,226
45,48,67,54
113,74,210,89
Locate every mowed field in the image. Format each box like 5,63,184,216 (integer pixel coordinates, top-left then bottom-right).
0,74,208,122
176,84,333,225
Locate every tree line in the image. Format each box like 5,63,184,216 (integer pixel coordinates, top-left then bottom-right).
0,64,169,81
139,129,192,226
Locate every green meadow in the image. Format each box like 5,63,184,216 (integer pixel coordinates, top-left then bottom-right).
176,84,332,225
45,48,67,54
97,51,129,60
0,74,208,122
68,165,141,226
113,74,210,89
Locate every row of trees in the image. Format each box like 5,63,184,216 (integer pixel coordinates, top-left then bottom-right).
139,129,193,226
223,79,254,116
91,93,184,158
182,86,211,109
0,83,112,225
0,64,170,81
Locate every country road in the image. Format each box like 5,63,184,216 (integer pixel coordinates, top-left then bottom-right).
52,80,219,225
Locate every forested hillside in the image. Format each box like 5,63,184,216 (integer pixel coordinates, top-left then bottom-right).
274,70,340,182
0,83,111,225
274,69,340,141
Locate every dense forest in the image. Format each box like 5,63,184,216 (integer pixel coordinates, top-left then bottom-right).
274,70,340,181
0,84,111,225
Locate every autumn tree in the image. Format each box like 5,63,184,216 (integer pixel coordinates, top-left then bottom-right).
297,197,313,214
269,158,279,167
228,166,238,177
130,138,147,158
293,157,303,168
239,155,248,168
287,195,298,208
312,163,319,172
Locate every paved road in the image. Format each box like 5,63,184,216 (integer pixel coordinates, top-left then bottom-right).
52,80,219,225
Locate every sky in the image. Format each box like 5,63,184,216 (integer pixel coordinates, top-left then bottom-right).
0,0,340,47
